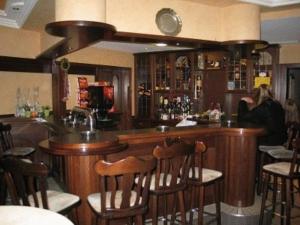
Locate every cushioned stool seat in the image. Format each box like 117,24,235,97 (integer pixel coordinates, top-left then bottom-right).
88,191,140,213
28,190,80,213
189,167,223,183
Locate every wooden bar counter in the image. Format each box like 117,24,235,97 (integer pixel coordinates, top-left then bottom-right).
39,122,264,225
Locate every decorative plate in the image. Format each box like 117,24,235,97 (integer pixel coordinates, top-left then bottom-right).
155,8,182,36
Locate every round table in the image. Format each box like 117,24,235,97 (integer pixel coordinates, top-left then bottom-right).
0,206,73,225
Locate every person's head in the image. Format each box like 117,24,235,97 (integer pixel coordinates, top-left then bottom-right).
254,84,273,105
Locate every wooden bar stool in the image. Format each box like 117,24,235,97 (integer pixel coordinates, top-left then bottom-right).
87,156,156,225
259,138,300,225
257,122,299,194
0,123,35,158
188,141,223,225
0,157,81,223
150,137,195,225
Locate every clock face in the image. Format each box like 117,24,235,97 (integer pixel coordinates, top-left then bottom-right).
155,8,182,36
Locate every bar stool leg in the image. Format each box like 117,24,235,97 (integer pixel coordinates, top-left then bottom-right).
136,215,143,225
272,176,278,216
286,179,291,225
281,178,286,225
178,190,187,225
189,185,196,225
171,193,177,224
257,152,266,195
215,182,221,225
198,186,204,225
259,172,270,225
152,195,158,225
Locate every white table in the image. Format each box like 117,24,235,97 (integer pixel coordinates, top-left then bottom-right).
0,206,74,225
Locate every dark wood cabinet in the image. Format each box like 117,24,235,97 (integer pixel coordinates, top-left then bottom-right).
134,45,279,126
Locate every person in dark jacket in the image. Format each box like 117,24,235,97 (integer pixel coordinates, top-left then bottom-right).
237,84,287,145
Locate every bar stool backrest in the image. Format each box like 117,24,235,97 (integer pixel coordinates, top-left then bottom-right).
290,137,300,177
285,122,300,150
152,138,195,193
0,157,49,208
189,141,206,184
94,156,156,217
0,123,14,152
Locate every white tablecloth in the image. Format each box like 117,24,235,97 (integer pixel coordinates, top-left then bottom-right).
0,206,74,225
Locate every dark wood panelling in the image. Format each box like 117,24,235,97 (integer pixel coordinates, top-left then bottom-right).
0,56,51,73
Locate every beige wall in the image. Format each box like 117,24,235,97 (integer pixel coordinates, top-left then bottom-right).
280,44,300,64
0,26,40,58
106,0,260,41
0,72,52,115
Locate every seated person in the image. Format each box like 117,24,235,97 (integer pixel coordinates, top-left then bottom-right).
237,84,287,146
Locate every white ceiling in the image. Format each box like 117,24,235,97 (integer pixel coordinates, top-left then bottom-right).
0,0,300,53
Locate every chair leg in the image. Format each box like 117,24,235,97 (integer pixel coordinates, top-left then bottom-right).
215,182,221,225
281,178,286,225
286,179,291,225
257,152,266,195
272,176,278,216
136,215,144,225
189,185,195,225
198,186,204,225
178,190,187,225
0,172,7,205
152,195,158,225
171,193,178,225
163,194,167,225
259,172,270,225
100,218,108,225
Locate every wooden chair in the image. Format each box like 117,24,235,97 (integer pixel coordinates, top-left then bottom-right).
259,137,300,225
188,141,223,225
150,137,195,225
87,156,156,225
0,123,35,158
257,122,299,194
0,157,80,220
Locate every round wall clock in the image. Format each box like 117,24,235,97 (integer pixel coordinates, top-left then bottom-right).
155,8,182,36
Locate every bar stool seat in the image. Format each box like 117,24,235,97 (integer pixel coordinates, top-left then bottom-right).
87,191,140,212
267,149,300,160
27,190,80,213
263,162,300,176
189,168,223,183
2,146,35,157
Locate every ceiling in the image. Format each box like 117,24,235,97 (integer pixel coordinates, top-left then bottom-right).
0,0,300,53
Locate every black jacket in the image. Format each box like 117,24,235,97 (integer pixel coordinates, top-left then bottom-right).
237,98,287,145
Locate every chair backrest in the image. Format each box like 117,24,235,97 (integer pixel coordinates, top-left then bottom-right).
188,141,206,183
0,123,14,152
290,137,300,177
94,156,156,216
152,137,195,193
0,157,49,208
285,122,300,150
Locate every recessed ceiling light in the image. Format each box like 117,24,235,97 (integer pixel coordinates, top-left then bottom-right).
155,43,167,47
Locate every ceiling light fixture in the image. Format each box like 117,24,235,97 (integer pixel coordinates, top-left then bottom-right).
239,0,300,7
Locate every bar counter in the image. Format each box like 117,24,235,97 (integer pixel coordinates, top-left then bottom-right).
39,121,265,225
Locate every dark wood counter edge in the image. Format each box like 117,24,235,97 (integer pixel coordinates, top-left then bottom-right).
39,139,128,156
116,125,265,144
38,124,265,155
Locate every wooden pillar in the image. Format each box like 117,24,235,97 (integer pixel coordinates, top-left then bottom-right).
51,61,66,119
